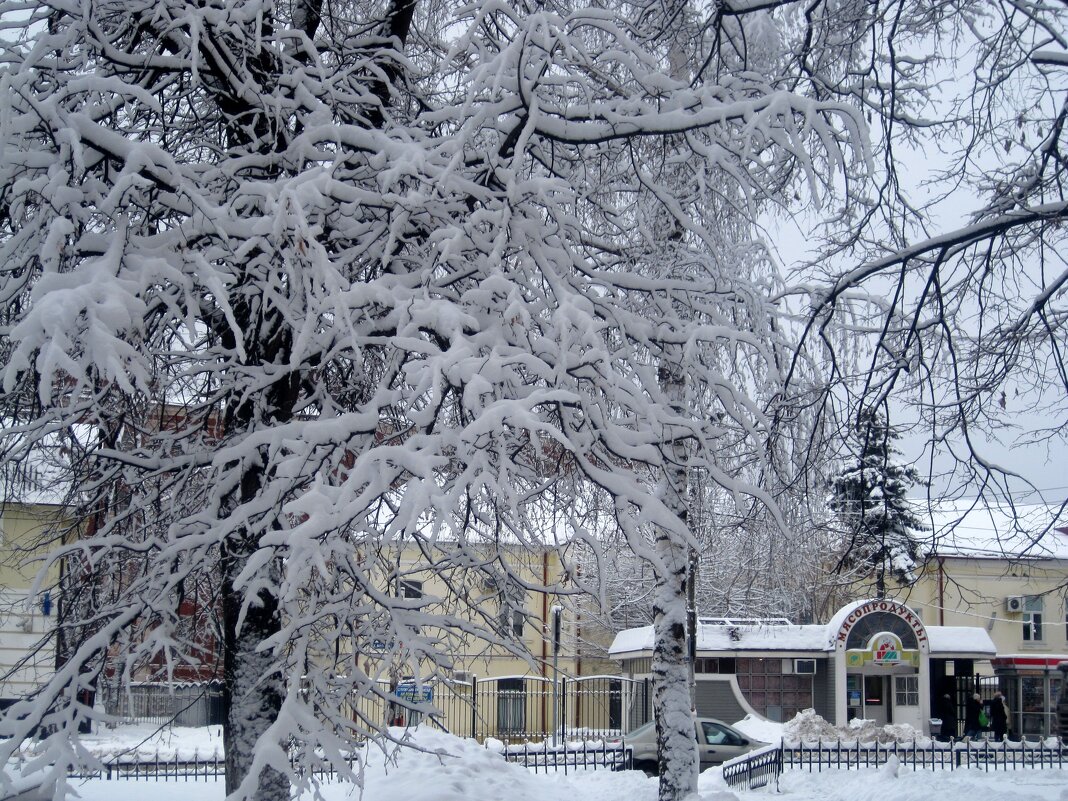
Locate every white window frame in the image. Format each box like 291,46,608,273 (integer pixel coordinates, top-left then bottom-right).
503,607,524,637
1023,595,1043,642
894,675,919,706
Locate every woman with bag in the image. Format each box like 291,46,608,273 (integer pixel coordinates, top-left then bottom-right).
965,692,983,738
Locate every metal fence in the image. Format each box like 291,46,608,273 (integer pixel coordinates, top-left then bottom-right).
61,741,629,782
68,751,359,782
500,740,632,773
722,745,782,790
725,737,1068,790
102,682,225,728
347,674,650,745
782,737,1068,772
96,675,651,745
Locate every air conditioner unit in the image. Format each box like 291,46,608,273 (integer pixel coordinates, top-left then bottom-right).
794,658,817,675
453,670,473,684
1005,596,1025,613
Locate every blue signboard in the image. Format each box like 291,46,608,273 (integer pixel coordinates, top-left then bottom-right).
395,682,433,703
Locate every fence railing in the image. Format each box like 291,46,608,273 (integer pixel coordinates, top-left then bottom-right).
782,737,1068,772
721,745,782,790
725,737,1068,789
59,739,628,781
68,750,359,782
498,740,631,774
97,675,651,746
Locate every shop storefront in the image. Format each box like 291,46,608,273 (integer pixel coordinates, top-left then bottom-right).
610,598,996,735
991,656,1067,738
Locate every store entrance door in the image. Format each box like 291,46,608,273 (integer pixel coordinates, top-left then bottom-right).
863,674,890,725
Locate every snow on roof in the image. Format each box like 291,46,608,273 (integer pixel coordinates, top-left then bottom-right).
610,615,996,658
610,621,831,656
925,626,997,656
921,502,1068,560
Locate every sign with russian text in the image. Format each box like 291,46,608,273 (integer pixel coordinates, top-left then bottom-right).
835,599,928,646
395,681,433,703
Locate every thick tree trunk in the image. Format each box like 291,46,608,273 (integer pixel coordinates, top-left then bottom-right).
221,531,288,801
215,329,294,799
652,536,697,801
653,360,698,801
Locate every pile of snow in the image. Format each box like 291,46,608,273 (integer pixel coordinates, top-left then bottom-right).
783,709,931,745
731,714,785,745
359,727,655,801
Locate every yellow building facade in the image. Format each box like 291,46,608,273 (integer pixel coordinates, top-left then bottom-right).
891,503,1068,737
0,502,65,707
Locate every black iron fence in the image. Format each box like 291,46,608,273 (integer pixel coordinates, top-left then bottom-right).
721,745,782,790
499,740,632,773
73,754,225,781
725,737,1068,790
59,739,628,782
783,737,1068,772
68,750,359,782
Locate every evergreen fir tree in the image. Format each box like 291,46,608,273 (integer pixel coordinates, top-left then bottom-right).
831,412,928,598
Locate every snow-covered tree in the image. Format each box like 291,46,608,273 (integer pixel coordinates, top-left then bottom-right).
0,1,857,799
830,411,928,598
2,2,1060,801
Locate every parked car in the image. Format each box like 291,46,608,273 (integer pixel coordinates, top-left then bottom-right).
619,717,768,775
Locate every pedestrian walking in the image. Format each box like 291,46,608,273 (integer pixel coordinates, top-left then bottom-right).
991,690,1010,740
940,693,958,741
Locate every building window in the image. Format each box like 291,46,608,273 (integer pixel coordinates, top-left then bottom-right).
735,657,812,722
695,657,736,674
894,675,919,706
497,677,525,735
1023,596,1043,641
501,607,524,638
399,580,423,599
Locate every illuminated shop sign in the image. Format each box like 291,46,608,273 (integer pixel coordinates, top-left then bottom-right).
846,632,921,668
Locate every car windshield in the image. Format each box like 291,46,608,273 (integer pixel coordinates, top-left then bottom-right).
624,722,655,738
721,724,746,740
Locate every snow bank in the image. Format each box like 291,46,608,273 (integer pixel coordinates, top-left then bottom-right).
731,714,785,744
18,724,1068,801
783,709,931,745
359,727,657,801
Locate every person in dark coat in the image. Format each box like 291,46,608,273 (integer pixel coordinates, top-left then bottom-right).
964,692,982,738
991,690,1010,740
940,693,958,741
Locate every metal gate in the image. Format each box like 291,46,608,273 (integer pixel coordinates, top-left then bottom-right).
345,674,651,744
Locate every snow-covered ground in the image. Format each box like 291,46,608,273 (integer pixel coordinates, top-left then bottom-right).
45,722,226,761
17,722,1066,801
